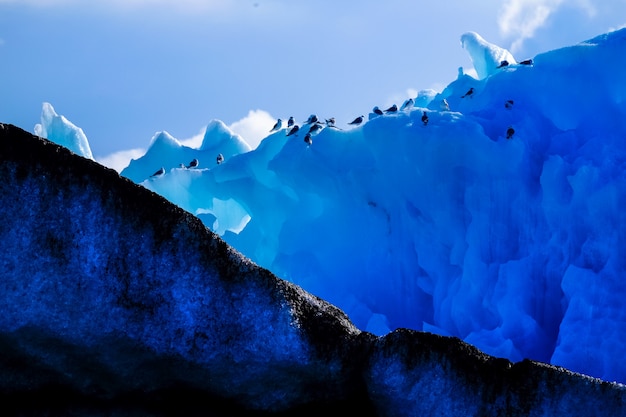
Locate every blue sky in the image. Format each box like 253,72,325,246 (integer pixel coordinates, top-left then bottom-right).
1,0,625,168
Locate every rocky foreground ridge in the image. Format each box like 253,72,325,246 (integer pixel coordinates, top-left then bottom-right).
0,122,624,416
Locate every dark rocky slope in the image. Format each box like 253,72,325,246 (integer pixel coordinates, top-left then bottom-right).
0,123,624,416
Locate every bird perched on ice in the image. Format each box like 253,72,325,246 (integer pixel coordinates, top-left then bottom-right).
287,116,295,128
519,59,533,66
325,117,336,127
505,99,514,109
384,104,398,113
186,158,199,168
348,115,364,126
304,114,318,124
373,106,383,116
440,99,450,111
506,126,515,139
497,60,509,68
421,111,429,126
400,98,415,112
461,87,475,98
216,153,224,164
151,167,165,177
270,119,282,132
304,133,313,146
286,125,300,136
308,123,323,134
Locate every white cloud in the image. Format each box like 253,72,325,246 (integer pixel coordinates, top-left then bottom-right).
96,148,145,173
179,127,205,149
498,0,565,52
228,109,276,149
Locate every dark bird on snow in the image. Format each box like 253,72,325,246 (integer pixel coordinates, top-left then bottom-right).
461,87,475,98
287,116,295,128
186,158,199,168
304,114,318,124
270,118,282,132
505,99,514,109
151,167,165,177
348,115,364,126
373,106,383,115
506,126,515,139
519,59,533,66
400,98,415,111
308,123,323,134
440,98,450,111
384,104,398,113
304,133,313,146
325,117,336,127
216,153,224,164
421,111,429,126
497,60,509,68
286,125,300,136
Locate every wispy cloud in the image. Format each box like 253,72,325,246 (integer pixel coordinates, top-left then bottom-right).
228,109,275,150
96,148,145,172
498,0,565,53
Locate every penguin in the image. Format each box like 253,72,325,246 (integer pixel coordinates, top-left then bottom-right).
348,115,364,126
461,87,474,98
186,158,199,168
325,117,336,127
506,126,515,139
286,125,300,136
497,60,509,68
270,118,282,132
287,116,295,128
440,98,450,111
308,123,323,134
519,59,533,66
151,167,165,177
421,111,429,126
304,133,313,146
505,99,514,109
400,98,415,111
373,106,383,115
384,104,398,113
304,114,318,124
216,153,224,164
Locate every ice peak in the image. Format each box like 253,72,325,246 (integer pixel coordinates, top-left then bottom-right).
34,102,94,160
460,32,516,79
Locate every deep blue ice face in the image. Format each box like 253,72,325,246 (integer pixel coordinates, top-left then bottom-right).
37,28,626,384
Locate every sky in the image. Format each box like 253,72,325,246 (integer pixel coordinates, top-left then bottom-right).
1,0,626,169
